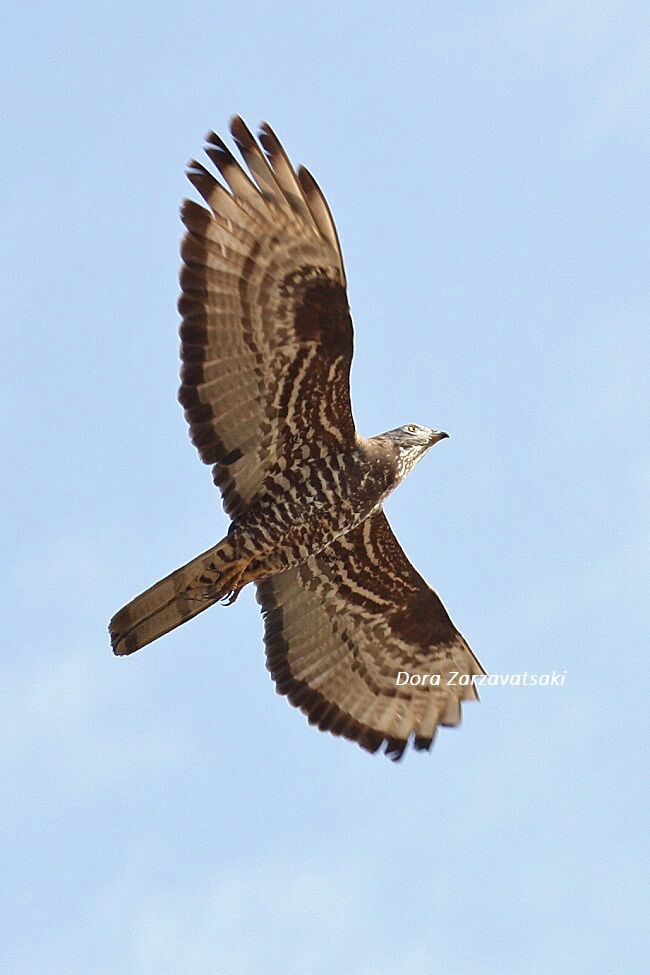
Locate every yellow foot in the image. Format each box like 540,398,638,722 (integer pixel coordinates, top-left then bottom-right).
216,557,252,605
219,558,267,605
221,589,241,606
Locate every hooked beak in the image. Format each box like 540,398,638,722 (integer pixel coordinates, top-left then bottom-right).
429,430,450,445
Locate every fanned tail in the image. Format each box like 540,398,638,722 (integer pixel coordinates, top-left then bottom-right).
110,536,237,656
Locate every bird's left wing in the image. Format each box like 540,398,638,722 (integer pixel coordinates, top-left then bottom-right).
256,511,485,760
179,117,355,519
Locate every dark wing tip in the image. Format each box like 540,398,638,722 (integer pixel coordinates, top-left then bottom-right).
204,130,235,166
229,114,252,145
384,738,408,762
258,119,280,148
204,129,227,149
185,158,218,201
179,197,211,229
413,734,435,752
297,164,315,190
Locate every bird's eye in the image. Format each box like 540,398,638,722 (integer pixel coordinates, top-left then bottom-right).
407,424,418,434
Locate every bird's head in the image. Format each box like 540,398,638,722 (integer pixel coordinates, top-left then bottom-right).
379,424,449,478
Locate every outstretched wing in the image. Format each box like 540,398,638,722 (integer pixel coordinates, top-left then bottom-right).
179,117,355,518
256,511,485,760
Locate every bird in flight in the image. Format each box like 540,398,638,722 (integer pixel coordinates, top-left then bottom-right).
110,117,484,760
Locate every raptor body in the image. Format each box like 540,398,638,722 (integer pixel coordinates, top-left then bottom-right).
109,118,484,759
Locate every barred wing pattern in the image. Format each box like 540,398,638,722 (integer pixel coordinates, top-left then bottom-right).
257,511,485,759
179,117,355,517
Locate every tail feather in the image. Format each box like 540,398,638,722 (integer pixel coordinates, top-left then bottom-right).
110,536,236,656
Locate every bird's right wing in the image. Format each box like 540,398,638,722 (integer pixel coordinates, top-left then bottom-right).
256,511,485,759
179,117,356,519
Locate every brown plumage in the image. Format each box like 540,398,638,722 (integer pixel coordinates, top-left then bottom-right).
109,117,484,759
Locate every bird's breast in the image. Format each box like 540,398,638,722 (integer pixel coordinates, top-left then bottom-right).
236,449,398,571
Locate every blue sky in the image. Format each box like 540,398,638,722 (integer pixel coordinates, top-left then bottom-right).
2,1,648,972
